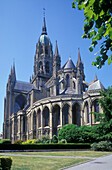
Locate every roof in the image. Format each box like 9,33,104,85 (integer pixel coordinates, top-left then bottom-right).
88,80,105,91
62,58,75,69
14,81,38,92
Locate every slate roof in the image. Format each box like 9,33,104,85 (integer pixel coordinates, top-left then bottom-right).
14,81,38,92
62,58,75,69
88,80,105,91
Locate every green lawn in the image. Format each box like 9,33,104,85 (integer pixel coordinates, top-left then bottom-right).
1,151,111,170
0,155,89,170
5,151,111,157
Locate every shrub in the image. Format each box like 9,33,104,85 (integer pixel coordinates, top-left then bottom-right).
58,139,67,143
58,124,80,143
22,139,36,144
0,139,11,144
14,140,23,144
52,135,58,143
91,141,112,151
34,135,50,143
0,157,12,169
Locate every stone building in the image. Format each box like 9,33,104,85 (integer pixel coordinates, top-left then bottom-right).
3,17,105,143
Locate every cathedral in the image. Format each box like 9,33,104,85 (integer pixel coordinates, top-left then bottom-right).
3,16,105,143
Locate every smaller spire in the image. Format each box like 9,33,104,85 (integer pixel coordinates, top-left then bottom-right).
55,40,59,56
76,48,82,67
95,74,98,81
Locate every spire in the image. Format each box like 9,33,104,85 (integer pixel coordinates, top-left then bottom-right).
95,74,98,81
42,9,47,35
55,40,59,56
76,48,82,67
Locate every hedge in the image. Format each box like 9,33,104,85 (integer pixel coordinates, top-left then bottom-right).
0,157,12,170
0,143,91,150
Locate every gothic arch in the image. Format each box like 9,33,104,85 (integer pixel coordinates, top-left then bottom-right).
43,106,49,127
84,101,89,124
45,61,49,73
66,74,70,87
33,111,36,139
37,108,41,128
52,104,60,136
62,103,70,125
72,102,81,126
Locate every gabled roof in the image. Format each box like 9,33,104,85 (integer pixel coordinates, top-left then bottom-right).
62,58,75,69
14,81,38,92
88,80,105,91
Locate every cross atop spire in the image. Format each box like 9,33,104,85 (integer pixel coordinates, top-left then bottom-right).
42,8,47,35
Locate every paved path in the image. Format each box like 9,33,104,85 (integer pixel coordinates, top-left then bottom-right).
0,153,95,159
64,154,112,170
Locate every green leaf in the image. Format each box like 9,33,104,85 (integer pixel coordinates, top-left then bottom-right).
100,10,105,17
89,46,93,52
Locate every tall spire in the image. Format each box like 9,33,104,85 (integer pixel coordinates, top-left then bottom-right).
42,8,47,35
76,48,81,67
95,74,98,81
55,40,59,56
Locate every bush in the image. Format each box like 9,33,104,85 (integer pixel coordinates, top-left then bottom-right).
58,139,67,143
14,140,23,144
91,141,112,151
0,139,11,144
33,135,50,143
58,124,80,143
0,157,12,169
52,135,58,143
22,139,36,144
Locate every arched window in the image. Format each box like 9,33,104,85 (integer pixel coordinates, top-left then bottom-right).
62,104,69,125
66,74,70,87
40,45,43,54
73,82,75,89
39,61,43,73
85,102,89,123
38,109,41,128
45,47,48,54
43,107,49,126
45,61,49,73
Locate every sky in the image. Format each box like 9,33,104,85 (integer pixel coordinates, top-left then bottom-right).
0,0,112,134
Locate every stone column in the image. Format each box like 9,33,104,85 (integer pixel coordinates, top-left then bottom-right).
49,107,53,139
69,103,72,124
89,105,92,126
60,103,63,128
21,116,23,140
40,105,43,135
81,110,84,126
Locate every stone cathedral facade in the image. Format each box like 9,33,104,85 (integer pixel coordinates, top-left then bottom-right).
3,17,105,143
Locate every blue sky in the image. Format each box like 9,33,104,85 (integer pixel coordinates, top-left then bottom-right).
0,0,112,133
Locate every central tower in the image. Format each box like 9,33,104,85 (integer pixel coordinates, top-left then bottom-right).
31,16,53,89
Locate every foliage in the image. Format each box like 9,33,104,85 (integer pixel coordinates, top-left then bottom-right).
22,139,36,144
98,86,112,122
0,139,11,144
58,124,80,143
58,139,67,143
51,135,58,143
91,141,112,151
78,125,99,143
0,157,12,169
72,0,112,68
33,135,50,143
14,140,23,145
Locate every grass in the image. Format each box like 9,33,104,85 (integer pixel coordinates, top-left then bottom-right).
5,151,111,157
0,155,89,170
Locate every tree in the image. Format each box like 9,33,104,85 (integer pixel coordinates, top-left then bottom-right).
72,0,112,68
